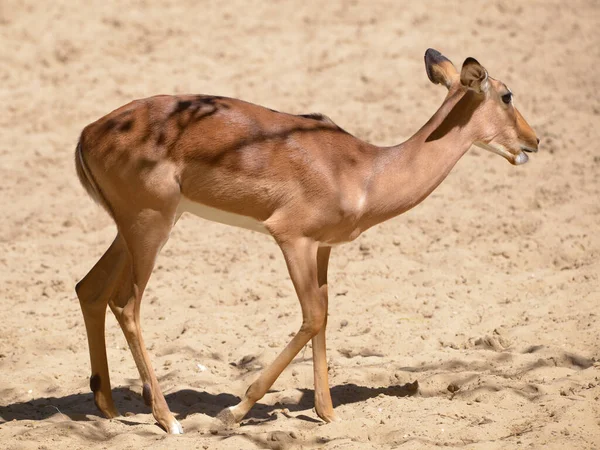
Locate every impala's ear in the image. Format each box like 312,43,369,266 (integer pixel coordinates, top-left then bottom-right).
460,57,489,93
424,48,458,89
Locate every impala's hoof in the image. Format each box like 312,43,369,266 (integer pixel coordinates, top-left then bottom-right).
101,406,121,419
316,408,340,423
168,419,184,434
210,407,239,434
215,407,238,429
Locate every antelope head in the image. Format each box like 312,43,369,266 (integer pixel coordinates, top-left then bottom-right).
425,48,539,165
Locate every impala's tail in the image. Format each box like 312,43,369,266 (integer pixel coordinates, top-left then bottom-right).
75,135,114,219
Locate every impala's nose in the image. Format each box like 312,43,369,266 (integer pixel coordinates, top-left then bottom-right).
522,135,540,153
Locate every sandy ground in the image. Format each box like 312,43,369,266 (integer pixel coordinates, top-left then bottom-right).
1,0,599,448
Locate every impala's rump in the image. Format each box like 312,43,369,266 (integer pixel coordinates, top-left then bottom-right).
75,136,114,219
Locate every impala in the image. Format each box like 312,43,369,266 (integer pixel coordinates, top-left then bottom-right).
74,49,539,434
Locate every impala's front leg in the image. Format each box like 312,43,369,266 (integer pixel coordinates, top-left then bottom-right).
221,237,326,424
312,246,338,422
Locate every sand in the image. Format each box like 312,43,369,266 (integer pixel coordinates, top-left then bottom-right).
1,0,599,448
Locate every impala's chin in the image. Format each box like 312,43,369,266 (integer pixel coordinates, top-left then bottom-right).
513,151,529,165
475,142,530,166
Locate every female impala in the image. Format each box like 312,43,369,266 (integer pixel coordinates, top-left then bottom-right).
75,49,539,434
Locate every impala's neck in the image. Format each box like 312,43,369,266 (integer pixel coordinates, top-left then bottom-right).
363,88,480,228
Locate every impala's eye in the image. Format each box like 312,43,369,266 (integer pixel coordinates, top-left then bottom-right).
502,93,512,104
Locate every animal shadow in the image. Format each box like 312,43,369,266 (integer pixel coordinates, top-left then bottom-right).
0,381,418,425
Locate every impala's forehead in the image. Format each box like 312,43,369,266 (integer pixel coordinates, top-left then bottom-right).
489,77,511,94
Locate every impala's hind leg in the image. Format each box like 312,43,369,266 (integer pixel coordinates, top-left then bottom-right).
76,234,128,418
108,207,182,434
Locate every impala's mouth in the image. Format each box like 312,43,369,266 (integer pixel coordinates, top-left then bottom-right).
521,145,538,153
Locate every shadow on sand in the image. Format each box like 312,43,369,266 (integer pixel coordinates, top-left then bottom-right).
0,381,419,425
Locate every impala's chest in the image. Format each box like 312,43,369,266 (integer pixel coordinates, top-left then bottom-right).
312,191,367,246
177,197,270,235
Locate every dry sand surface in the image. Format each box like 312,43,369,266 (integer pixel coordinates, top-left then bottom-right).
1,0,599,448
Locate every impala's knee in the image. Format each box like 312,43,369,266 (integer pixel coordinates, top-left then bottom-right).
120,310,137,334
302,310,327,336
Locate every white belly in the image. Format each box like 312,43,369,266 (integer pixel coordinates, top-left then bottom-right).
177,197,270,235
